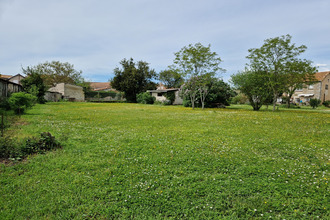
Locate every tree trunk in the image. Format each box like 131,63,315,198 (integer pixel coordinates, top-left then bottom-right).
190,95,195,109
272,95,277,111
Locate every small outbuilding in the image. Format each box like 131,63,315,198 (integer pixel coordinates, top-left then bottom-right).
48,83,84,102
147,88,183,105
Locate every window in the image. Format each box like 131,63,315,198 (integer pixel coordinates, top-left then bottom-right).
296,87,303,91
326,84,328,90
157,93,162,97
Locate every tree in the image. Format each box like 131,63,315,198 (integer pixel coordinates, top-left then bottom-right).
171,43,225,78
171,43,225,109
205,78,236,107
24,61,83,87
158,69,184,88
231,70,271,111
21,67,47,104
111,58,157,103
8,92,36,115
246,34,314,111
283,60,317,108
181,76,199,109
182,77,235,108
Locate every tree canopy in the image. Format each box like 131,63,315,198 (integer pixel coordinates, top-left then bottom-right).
21,67,47,104
246,34,316,111
231,70,271,111
158,69,184,88
171,43,225,109
171,42,225,78
23,61,84,87
110,58,157,103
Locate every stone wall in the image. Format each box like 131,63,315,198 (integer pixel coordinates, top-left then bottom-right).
44,91,62,102
48,83,84,101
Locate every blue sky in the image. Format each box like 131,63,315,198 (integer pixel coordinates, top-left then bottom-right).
1,0,329,82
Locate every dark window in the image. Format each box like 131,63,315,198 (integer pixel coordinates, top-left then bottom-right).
157,93,162,97
325,85,328,90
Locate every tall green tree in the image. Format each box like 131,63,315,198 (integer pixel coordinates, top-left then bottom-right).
182,77,235,109
24,61,84,87
21,67,47,104
246,34,315,111
158,69,183,88
171,42,224,78
171,43,225,109
111,58,157,103
231,70,271,111
283,60,317,107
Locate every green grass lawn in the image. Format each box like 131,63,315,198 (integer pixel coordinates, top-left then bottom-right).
1,102,329,219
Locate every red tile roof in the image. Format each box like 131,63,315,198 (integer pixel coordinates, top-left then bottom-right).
89,82,112,91
315,71,330,81
0,74,13,79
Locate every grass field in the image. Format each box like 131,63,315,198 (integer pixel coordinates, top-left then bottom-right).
1,102,329,219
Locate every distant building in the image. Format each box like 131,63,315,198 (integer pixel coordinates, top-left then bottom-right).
48,83,85,101
147,88,183,105
89,82,113,91
8,74,25,85
0,78,23,98
292,71,330,103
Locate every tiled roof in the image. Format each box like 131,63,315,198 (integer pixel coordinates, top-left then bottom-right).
89,82,111,91
315,71,330,81
0,74,13,79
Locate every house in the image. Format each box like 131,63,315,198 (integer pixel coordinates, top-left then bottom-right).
0,78,23,98
48,83,85,101
8,74,25,85
147,88,183,105
44,91,62,102
89,82,113,91
292,71,330,104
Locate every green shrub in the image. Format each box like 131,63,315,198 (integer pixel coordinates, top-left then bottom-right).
85,91,118,98
310,98,321,109
164,91,176,105
8,92,37,115
322,100,330,108
0,132,62,160
137,92,155,104
0,137,19,159
231,94,248,104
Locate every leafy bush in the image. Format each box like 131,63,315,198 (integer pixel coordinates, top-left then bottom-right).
0,132,62,160
182,79,235,108
310,98,321,109
164,91,176,105
137,92,155,104
230,94,248,104
8,92,37,115
0,136,19,159
85,91,118,98
322,100,330,108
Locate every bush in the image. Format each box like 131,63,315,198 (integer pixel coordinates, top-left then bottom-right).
0,137,19,159
85,91,118,98
230,94,248,104
137,92,155,104
310,98,321,109
322,100,330,108
8,92,37,115
164,91,176,105
0,132,62,160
